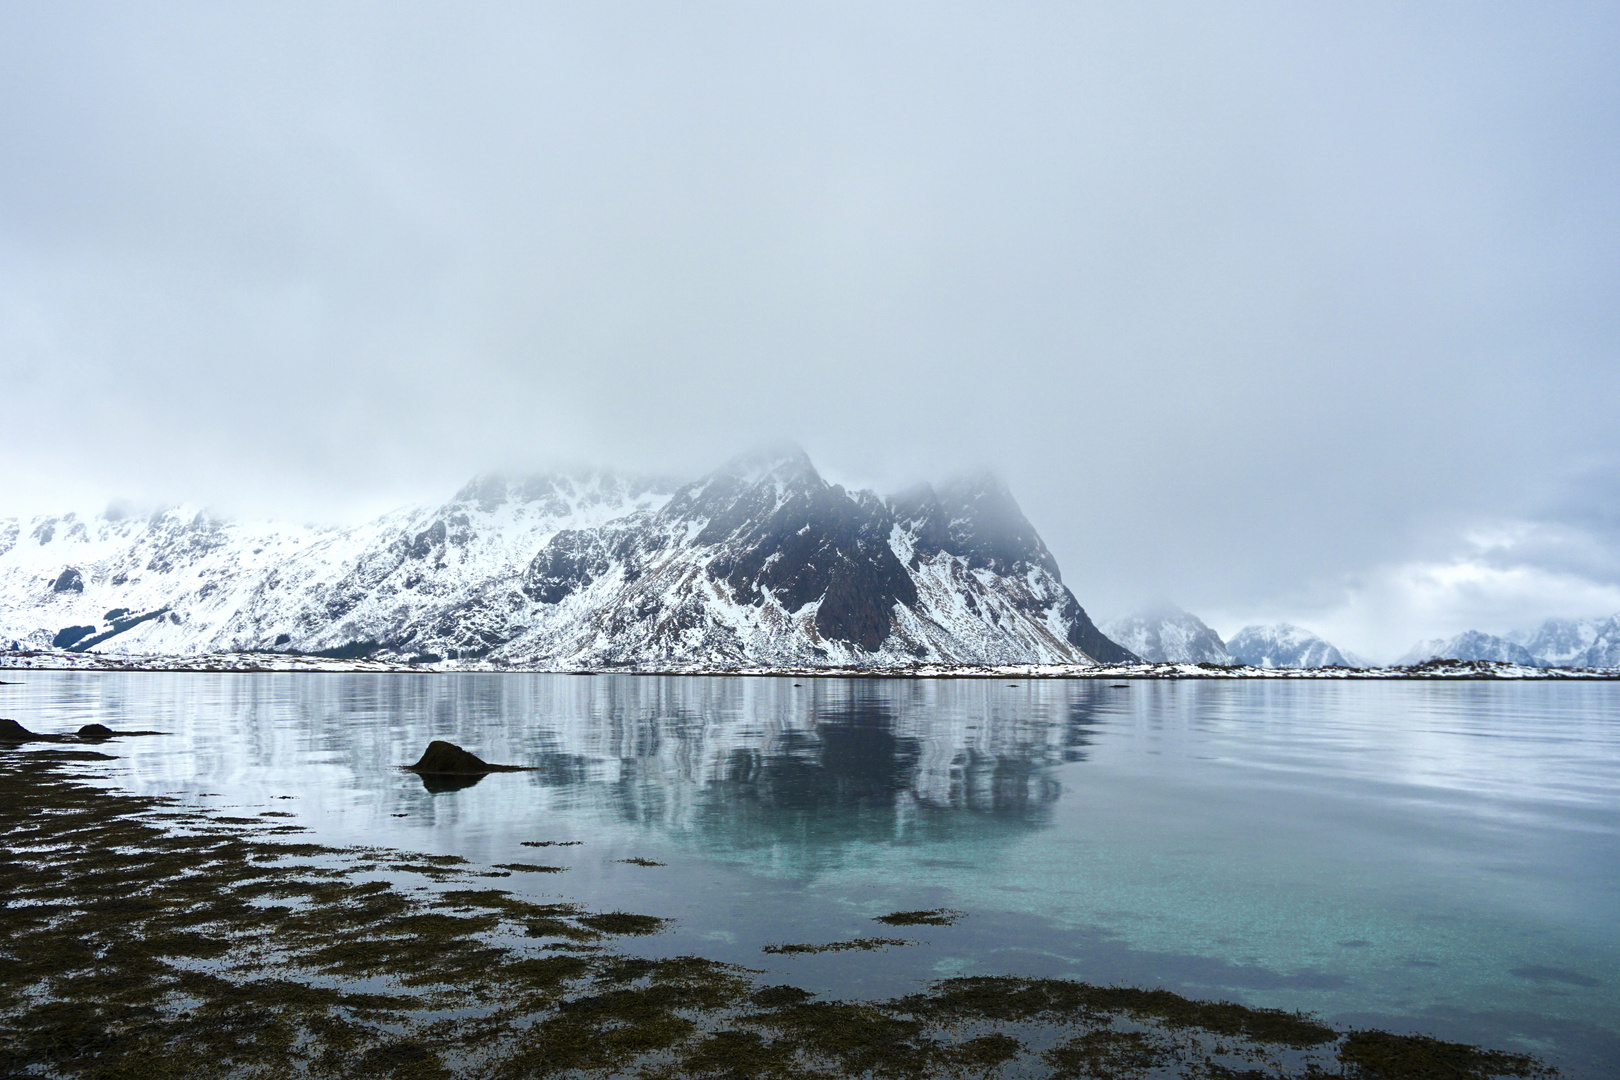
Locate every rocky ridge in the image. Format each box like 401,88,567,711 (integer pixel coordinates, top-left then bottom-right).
0,446,1136,669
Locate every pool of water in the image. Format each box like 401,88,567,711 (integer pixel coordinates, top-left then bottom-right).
4,672,1617,1075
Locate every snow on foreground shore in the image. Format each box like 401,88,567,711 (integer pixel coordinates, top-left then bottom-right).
2,649,1614,679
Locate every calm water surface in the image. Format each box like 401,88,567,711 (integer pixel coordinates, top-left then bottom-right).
5,673,1618,1074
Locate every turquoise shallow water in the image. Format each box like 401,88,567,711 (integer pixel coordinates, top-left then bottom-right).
5,673,1617,1075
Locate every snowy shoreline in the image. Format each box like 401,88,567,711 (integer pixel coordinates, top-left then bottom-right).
2,649,1616,680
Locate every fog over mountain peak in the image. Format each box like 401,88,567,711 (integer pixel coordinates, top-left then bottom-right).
1101,606,1233,666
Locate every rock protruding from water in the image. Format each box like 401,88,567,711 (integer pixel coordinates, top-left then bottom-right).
1,718,39,741
404,740,530,775
77,724,116,739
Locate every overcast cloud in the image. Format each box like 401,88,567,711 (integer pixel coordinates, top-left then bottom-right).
2,1,1617,659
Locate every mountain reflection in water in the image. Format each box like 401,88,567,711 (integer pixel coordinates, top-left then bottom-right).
35,672,1104,867
513,690,1090,870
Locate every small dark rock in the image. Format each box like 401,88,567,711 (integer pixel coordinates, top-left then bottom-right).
406,740,493,773
1,718,40,741
51,568,84,593
78,723,116,739
403,740,531,776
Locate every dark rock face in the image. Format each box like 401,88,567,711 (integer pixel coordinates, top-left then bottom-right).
892,476,1137,665
1057,596,1139,666
892,474,1059,578
53,608,174,654
52,626,97,650
523,530,615,605
52,568,84,593
515,448,924,655
690,457,917,653
77,724,115,739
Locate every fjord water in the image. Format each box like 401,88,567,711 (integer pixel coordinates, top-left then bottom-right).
8,673,1618,1074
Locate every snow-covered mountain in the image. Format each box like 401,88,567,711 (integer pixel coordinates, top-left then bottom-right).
1396,630,1539,667
0,507,332,653
0,446,1136,669
1404,616,1620,668
1101,605,1233,665
1225,623,1356,668
1508,615,1620,668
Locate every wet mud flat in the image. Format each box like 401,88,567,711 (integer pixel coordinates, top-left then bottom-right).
0,748,1558,1080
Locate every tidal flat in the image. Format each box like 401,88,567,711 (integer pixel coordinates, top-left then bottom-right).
0,745,1560,1079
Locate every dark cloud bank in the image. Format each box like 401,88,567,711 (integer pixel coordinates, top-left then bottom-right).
2,1,1617,659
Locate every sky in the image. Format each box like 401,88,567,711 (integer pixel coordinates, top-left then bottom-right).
2,2,1618,661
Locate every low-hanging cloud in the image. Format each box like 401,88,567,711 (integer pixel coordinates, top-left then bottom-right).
2,1,1617,658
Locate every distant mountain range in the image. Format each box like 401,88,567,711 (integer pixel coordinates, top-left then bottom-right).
1100,608,1366,669
1399,617,1620,668
7,449,1616,671
0,446,1138,669
1110,605,1620,671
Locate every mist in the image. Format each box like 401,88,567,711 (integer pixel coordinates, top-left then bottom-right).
3,1,1618,659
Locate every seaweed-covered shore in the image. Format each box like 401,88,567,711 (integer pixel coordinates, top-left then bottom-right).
0,745,1557,1079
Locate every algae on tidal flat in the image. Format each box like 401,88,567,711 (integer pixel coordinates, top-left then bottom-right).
0,748,1555,1080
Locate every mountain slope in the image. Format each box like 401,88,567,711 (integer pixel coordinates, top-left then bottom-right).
211,471,676,659
1,448,1130,669
1225,623,1354,668
0,508,329,653
1101,605,1233,664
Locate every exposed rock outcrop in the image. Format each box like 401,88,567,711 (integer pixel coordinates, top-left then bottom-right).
0,718,39,741
404,740,529,775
